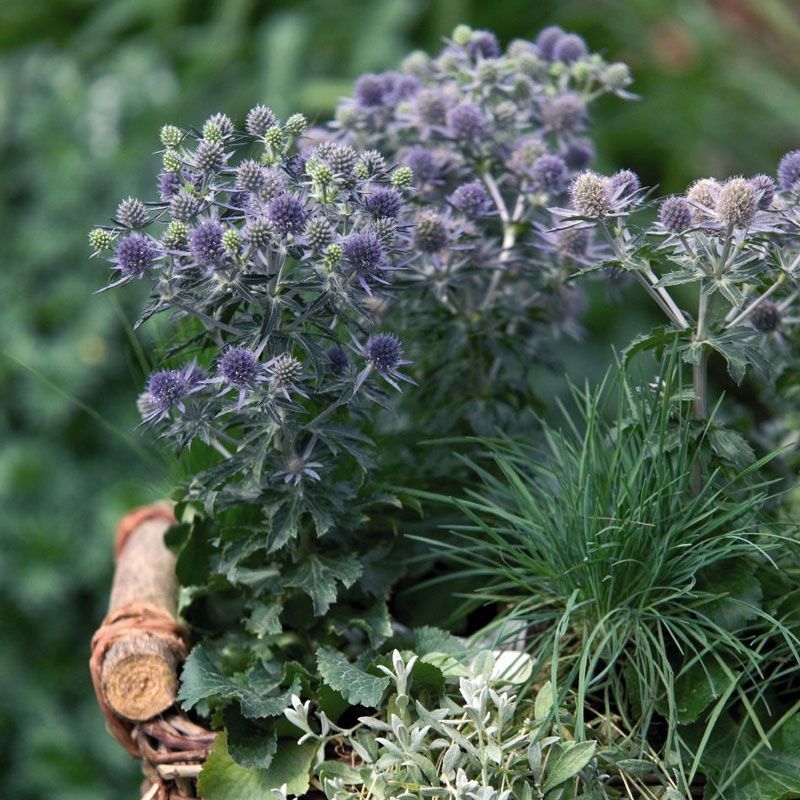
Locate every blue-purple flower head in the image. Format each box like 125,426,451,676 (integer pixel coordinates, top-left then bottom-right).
246,104,277,136
366,187,404,218
540,93,586,133
158,172,182,202
267,193,306,236
354,73,389,108
607,169,640,205
403,146,442,184
116,233,158,278
553,33,588,64
466,30,500,60
535,25,566,60
531,155,567,194
343,231,386,284
450,180,490,216
236,159,268,193
145,369,188,419
220,346,260,387
562,138,595,170
778,149,800,192
189,220,226,265
659,196,693,233
447,102,487,140
326,345,349,375
749,174,776,209
366,333,403,372
380,71,421,104
414,89,450,127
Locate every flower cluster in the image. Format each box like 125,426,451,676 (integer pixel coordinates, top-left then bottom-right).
550,153,800,448
330,23,632,443
89,108,417,571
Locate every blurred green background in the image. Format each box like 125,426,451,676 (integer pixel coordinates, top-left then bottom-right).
1,1,799,797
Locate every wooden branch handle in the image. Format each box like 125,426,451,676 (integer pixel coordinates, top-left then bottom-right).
90,504,187,755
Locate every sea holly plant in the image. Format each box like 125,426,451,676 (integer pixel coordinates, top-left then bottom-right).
87,24,635,759
331,24,634,442
88,106,426,729
552,153,800,466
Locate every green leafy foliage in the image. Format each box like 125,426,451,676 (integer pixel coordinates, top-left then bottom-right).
316,647,390,708
197,732,317,800
416,357,800,792
179,645,300,719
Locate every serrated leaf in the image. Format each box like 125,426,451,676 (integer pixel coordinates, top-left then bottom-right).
623,325,679,363
245,598,283,638
354,598,393,647
414,626,467,657
179,645,299,719
286,552,362,615
708,427,755,468
198,732,317,800
706,329,760,384
317,647,389,708
541,741,597,793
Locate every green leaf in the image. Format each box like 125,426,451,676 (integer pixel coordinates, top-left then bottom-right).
708,427,755,468
697,558,763,631
706,329,760,384
246,598,284,638
286,552,362,615
165,519,214,586
623,325,679,363
198,732,318,800
695,713,800,799
670,658,730,724
349,598,393,647
178,645,299,719
413,626,467,657
316,647,389,708
541,741,597,793
534,681,555,722
223,706,278,769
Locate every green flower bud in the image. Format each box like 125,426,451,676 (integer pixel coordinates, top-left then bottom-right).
265,125,285,150
401,50,430,78
493,101,517,126
163,220,188,249
163,149,182,173
335,104,360,129
202,121,224,143
160,125,184,148
452,24,473,46
306,159,333,186
323,242,343,270
222,228,242,254
391,166,414,189
603,62,632,90
355,162,369,180
284,113,307,137
88,227,113,251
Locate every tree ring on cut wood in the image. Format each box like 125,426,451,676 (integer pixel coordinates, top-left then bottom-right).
102,632,179,721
